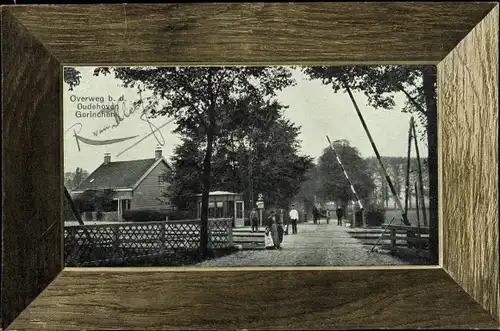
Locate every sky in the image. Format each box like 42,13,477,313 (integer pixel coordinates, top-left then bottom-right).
63,67,428,174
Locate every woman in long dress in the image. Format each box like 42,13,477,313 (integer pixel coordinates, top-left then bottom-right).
264,227,275,249
267,210,281,249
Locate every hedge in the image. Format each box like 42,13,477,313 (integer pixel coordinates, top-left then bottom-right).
122,209,193,222
354,207,386,227
364,208,385,226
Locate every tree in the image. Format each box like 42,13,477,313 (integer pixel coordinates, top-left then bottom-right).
64,67,82,91
64,167,89,190
167,98,313,213
73,189,115,215
365,156,429,210
248,117,314,209
316,140,375,210
67,66,295,258
294,164,320,215
166,135,205,212
385,157,405,208
365,157,387,207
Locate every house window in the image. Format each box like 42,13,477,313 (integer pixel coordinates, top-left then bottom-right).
216,201,224,218
158,175,168,185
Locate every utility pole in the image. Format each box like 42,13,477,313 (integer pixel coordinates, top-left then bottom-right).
411,122,428,227
414,182,422,250
404,117,414,216
326,136,364,227
249,142,254,210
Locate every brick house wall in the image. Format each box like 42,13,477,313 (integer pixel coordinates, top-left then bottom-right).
131,161,172,210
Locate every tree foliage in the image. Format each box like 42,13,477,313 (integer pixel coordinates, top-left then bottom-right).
64,167,89,190
316,139,375,207
73,189,115,214
294,164,320,215
166,135,205,211
167,99,314,212
63,67,82,91
365,156,429,208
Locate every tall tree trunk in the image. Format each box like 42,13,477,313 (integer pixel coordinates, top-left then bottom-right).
422,66,438,264
200,127,215,259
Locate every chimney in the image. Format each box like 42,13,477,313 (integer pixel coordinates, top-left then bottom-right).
155,147,162,160
104,153,111,165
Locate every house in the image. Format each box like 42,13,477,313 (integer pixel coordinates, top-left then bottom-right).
71,147,173,221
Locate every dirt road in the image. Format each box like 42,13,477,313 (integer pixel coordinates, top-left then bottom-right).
195,221,409,267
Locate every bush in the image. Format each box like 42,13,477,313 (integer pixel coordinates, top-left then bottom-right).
361,207,386,227
354,209,364,227
83,211,93,222
167,210,194,220
95,210,104,221
352,206,385,227
122,209,194,222
122,209,167,222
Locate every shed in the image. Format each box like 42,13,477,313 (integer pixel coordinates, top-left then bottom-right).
195,191,245,228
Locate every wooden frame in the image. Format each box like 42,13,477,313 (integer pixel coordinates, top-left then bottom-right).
1,3,498,329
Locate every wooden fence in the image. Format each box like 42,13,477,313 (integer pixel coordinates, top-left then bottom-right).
374,225,431,260
385,225,430,250
64,218,233,267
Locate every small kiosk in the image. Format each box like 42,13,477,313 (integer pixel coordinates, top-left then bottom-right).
195,191,245,228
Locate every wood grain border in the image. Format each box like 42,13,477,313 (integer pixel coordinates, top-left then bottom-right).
1,3,498,330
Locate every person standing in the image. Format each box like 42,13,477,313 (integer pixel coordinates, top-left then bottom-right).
336,206,344,226
313,205,320,224
250,208,259,232
289,205,299,234
276,212,284,246
264,227,275,249
267,210,281,249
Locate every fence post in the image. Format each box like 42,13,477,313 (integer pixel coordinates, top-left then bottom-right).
160,223,166,254
391,228,396,250
112,225,121,260
227,219,233,247
207,219,212,250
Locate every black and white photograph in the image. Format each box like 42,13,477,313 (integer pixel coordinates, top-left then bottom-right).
63,65,437,267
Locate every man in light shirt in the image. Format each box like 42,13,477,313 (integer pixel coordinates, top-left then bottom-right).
289,204,299,235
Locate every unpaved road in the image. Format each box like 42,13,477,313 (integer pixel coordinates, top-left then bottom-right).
195,222,409,267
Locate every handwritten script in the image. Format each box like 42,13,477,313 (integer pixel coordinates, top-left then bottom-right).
66,93,167,152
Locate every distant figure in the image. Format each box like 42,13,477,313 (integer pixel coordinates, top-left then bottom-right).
276,212,284,245
289,205,299,234
267,210,281,249
336,206,344,226
326,209,330,224
250,208,259,232
313,206,320,224
282,209,289,235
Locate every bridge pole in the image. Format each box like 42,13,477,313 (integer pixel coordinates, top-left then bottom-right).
342,80,410,226
326,136,364,227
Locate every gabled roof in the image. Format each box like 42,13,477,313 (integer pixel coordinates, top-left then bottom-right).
74,157,170,191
